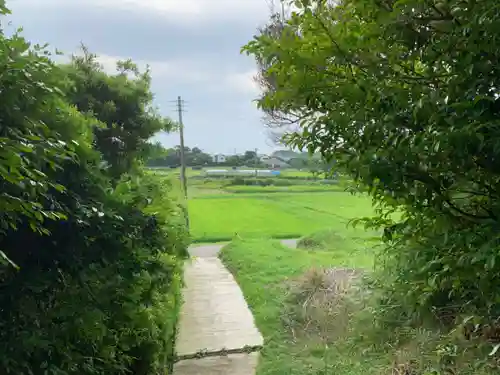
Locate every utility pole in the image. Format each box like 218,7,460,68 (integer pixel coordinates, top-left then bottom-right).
176,96,189,230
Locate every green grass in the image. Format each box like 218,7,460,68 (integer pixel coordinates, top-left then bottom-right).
220,236,497,375
188,191,374,242
219,238,379,375
279,169,315,177
297,227,380,252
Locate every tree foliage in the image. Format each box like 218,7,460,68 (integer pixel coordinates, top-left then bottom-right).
254,3,305,140
0,6,187,374
146,145,213,168
62,46,173,180
244,0,500,361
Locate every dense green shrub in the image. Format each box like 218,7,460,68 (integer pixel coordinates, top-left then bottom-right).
0,7,187,374
0,30,78,245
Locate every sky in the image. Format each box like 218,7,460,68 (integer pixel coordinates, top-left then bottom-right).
4,0,283,155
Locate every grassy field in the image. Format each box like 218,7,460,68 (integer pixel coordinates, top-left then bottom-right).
219,237,382,375
188,191,374,242
148,167,373,243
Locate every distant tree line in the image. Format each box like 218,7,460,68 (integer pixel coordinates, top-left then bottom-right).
145,143,336,175
145,144,265,168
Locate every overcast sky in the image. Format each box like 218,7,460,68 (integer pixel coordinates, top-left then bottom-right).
4,0,280,154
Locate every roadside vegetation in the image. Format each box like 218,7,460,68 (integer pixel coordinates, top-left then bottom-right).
220,237,375,375
0,4,187,374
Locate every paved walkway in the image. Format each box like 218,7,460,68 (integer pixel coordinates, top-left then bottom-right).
173,239,297,375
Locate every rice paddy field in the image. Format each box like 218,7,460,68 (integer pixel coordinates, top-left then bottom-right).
152,169,373,242
148,167,375,242
189,191,373,242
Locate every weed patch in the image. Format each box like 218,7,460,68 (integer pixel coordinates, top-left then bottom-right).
281,267,363,343
219,237,375,375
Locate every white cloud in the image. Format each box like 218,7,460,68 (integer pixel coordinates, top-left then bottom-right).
98,0,267,20
108,0,266,17
51,48,263,98
224,70,260,95
14,0,270,23
91,54,261,96
91,54,214,84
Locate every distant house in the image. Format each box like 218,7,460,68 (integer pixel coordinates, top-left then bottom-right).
271,150,322,162
212,154,226,164
261,157,289,169
271,150,299,162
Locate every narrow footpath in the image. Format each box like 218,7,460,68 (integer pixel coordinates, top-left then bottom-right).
173,240,297,375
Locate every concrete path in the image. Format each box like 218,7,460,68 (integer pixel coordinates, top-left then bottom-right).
173,239,298,375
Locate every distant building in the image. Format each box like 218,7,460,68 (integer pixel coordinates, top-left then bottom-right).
212,154,226,164
261,157,290,169
271,150,299,162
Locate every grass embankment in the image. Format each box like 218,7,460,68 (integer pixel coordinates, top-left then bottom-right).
219,235,379,375
222,233,496,375
223,185,344,194
188,180,346,196
189,192,373,242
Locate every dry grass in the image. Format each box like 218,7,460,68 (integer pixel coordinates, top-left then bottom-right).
281,267,364,344
281,268,439,375
281,268,436,375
